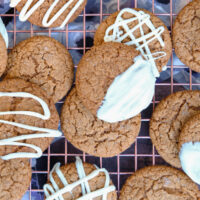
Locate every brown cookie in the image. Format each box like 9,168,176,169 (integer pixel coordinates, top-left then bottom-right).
76,42,139,116
119,165,200,200
6,36,74,103
61,88,141,157
150,90,200,168
44,158,117,200
173,0,200,72
0,34,7,77
0,78,59,158
179,113,200,150
0,159,32,200
15,0,87,28
94,8,172,72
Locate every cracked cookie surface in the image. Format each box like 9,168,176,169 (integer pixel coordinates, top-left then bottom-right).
16,0,87,28
94,8,172,72
45,161,117,200
179,113,200,150
76,42,139,115
150,90,200,168
0,159,31,200
0,78,59,157
119,166,200,200
6,36,74,102
0,34,7,77
61,89,141,157
173,0,200,72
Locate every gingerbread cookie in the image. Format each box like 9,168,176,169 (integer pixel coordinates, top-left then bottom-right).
119,165,200,200
10,0,87,28
0,159,32,200
94,8,172,72
61,89,141,157
0,78,61,160
150,90,200,168
173,0,200,72
6,36,74,103
43,157,117,200
179,113,200,185
0,34,7,77
76,42,140,118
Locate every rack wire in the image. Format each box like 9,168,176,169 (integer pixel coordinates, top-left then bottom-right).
1,0,199,199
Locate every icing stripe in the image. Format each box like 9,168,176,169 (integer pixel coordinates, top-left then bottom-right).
0,92,62,160
104,8,167,77
42,0,85,28
43,157,116,200
76,157,91,196
17,0,44,22
10,0,85,28
0,92,50,119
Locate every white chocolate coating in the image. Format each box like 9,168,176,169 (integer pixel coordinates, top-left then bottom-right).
0,92,62,160
0,17,8,47
97,56,155,123
179,142,200,185
104,8,166,77
43,157,116,200
10,0,85,28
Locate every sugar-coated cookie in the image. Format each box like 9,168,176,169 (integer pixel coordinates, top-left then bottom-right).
150,90,200,168
61,88,141,157
0,159,32,200
173,0,200,72
6,36,74,103
119,166,200,200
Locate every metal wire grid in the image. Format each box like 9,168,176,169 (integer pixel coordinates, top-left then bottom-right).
0,0,198,199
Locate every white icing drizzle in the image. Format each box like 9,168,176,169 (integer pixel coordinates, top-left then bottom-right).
15,0,45,22
43,157,116,200
0,17,8,48
42,0,85,28
10,0,85,28
0,92,62,160
104,8,167,77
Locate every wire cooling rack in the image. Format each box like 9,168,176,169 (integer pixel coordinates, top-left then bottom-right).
1,0,199,199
